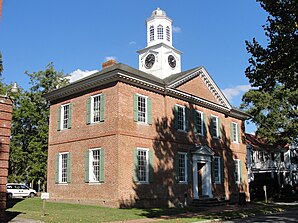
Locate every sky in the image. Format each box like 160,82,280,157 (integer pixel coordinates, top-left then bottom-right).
0,0,268,134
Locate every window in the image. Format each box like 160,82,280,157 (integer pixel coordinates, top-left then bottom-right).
136,149,149,182
149,26,154,41
157,25,163,40
178,153,187,182
214,157,221,183
86,94,105,124
174,105,186,131
58,103,72,130
133,94,152,124
56,152,71,184
166,26,170,41
85,148,104,183
234,159,241,184
194,110,204,135
231,122,240,143
210,115,219,138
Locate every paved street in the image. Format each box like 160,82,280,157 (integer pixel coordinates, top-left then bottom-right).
219,210,298,223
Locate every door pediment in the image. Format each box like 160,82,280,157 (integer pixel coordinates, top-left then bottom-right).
191,144,214,156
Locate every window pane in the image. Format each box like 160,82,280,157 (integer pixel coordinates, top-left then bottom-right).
234,160,239,183
178,153,186,182
137,150,147,182
177,106,184,130
196,112,202,134
91,149,100,181
62,105,70,129
92,95,101,123
211,116,218,137
232,123,237,142
150,26,154,41
157,25,163,40
214,158,220,182
61,153,68,183
137,96,146,123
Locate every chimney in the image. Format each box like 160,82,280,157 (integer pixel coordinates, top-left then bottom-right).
102,59,117,69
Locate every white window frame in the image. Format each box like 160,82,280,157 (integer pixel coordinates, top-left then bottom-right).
136,94,148,124
59,152,69,184
90,94,102,124
210,115,219,138
195,110,204,135
234,159,241,184
232,122,239,143
178,152,187,183
88,148,102,183
136,148,149,183
157,25,163,40
214,156,221,183
149,26,154,41
177,105,186,131
60,103,70,130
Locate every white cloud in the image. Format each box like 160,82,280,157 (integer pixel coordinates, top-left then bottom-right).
67,69,98,83
222,84,251,101
129,41,136,45
104,56,117,61
172,26,182,33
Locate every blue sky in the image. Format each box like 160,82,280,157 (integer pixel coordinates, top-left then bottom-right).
0,0,268,133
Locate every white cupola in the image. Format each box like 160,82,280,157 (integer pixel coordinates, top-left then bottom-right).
138,8,182,79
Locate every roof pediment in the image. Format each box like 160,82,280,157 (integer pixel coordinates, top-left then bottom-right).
164,66,232,109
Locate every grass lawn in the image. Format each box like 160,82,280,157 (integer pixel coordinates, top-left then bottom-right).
5,198,298,223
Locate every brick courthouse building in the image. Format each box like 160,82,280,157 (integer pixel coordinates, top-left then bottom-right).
45,8,250,207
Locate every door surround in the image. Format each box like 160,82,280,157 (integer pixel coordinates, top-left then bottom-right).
191,145,214,199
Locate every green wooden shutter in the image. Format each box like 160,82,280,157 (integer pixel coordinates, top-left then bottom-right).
99,149,105,182
239,160,243,183
133,149,138,182
187,153,192,183
147,98,152,125
174,105,178,129
55,154,59,183
218,117,221,138
193,110,198,133
100,94,105,122
203,113,207,136
67,153,71,183
221,157,225,184
57,106,61,131
174,153,179,182
68,103,73,129
133,94,138,122
211,157,215,183
237,123,241,143
149,150,154,183
84,150,89,183
230,123,235,142
209,115,214,137
185,107,189,131
86,97,91,125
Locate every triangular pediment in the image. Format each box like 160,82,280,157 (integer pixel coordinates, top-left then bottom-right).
191,144,214,156
165,67,231,109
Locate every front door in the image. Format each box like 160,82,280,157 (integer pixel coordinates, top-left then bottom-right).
193,159,213,199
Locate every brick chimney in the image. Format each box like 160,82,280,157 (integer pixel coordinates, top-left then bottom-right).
102,59,117,69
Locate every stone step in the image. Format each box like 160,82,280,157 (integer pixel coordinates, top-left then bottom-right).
190,198,229,207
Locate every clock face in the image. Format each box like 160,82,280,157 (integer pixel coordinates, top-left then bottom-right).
145,54,155,69
168,55,176,68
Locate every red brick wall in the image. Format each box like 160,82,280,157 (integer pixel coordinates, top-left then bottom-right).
47,81,249,207
0,96,13,221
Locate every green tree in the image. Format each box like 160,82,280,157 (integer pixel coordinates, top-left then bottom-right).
242,0,298,145
9,63,69,189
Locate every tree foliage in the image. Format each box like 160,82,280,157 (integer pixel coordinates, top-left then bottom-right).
242,0,298,145
0,51,3,75
9,63,69,188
